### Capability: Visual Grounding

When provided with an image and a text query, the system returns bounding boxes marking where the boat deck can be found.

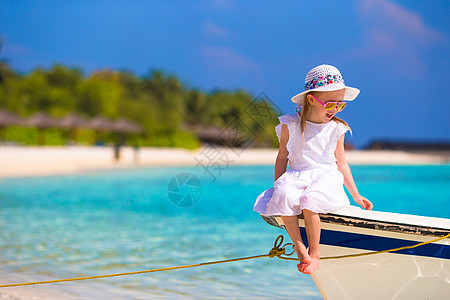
[261,205,450,237]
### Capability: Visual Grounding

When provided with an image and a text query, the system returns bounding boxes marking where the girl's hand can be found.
[354,195,373,210]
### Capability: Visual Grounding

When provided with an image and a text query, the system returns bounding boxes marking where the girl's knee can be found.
[302,209,318,216]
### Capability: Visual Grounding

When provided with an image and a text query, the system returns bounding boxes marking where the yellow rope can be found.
[0,254,269,288]
[1,233,448,288]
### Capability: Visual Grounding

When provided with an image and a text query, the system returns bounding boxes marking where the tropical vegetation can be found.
[0,62,280,149]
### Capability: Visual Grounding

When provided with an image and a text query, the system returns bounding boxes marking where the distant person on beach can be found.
[253,64,373,274]
[114,143,122,161]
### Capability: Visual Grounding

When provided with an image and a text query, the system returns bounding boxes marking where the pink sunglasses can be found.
[311,94,347,112]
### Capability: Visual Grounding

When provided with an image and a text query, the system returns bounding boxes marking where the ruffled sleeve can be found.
[335,122,349,137]
[274,113,300,143]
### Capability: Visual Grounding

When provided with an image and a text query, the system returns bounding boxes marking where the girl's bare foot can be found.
[297,258,311,273]
[303,254,320,274]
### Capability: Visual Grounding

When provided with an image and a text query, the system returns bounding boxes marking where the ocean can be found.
[0,165,449,299]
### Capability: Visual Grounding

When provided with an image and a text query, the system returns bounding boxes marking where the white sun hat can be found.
[291,64,360,104]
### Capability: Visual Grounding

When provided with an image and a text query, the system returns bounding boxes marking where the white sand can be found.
[0,146,448,178]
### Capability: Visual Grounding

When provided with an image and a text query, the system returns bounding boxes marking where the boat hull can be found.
[264,207,450,300]
[308,222,450,300]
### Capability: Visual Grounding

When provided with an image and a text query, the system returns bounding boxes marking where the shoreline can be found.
[0,146,449,179]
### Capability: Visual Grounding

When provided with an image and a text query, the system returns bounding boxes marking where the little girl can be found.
[253,64,373,274]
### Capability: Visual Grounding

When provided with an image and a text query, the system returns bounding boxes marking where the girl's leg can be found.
[280,215,311,273]
[302,209,321,274]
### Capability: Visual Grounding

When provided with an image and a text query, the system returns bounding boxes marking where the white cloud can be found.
[366,29,396,53]
[201,46,258,72]
[359,0,444,43]
[202,21,232,39]
[353,0,447,75]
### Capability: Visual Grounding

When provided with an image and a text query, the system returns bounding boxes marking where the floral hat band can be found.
[291,64,360,104]
[304,74,344,91]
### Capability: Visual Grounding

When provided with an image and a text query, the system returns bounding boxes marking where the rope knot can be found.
[268,248,285,258]
[268,235,294,258]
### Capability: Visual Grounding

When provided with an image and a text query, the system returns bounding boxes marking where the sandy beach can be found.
[0,146,448,178]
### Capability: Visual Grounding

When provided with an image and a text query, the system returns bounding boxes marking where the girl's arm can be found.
[335,134,373,210]
[275,124,289,181]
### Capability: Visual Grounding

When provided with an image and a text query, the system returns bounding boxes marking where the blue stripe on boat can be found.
[298,227,450,260]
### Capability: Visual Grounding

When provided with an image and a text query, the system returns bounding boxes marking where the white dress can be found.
[253,113,350,216]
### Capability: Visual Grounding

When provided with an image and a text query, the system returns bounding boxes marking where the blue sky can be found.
[1,0,449,148]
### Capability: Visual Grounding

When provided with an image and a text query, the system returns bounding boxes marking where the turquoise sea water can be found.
[0,165,449,299]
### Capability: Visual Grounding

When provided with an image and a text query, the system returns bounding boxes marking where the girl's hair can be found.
[299,91,352,143]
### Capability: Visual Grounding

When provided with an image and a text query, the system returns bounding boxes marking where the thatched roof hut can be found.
[59,113,90,129]
[89,116,116,131]
[25,112,59,129]
[0,109,24,127]
[112,118,143,133]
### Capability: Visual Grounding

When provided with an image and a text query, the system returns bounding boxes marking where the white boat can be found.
[261,205,450,300]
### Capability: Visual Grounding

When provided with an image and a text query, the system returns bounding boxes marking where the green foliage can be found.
[0,64,280,148]
[145,130,200,149]
[5,126,65,146]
